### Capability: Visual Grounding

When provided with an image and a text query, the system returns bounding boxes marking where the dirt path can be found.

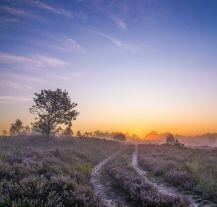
[132,145,216,207]
[91,151,132,207]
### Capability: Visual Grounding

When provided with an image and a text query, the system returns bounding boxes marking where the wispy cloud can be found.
[24,0,72,17]
[0,96,31,103]
[51,37,85,54]
[111,16,127,30]
[1,72,46,84]
[53,72,81,80]
[0,6,39,19]
[0,17,18,23]
[65,38,85,53]
[89,29,133,50]
[0,53,66,68]
[0,80,33,91]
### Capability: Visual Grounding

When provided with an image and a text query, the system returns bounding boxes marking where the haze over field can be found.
[1,0,217,137]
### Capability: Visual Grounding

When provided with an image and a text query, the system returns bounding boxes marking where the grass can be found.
[138,144,217,202]
[0,136,121,207]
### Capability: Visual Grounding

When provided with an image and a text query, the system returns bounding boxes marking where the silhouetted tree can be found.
[166,133,175,144]
[23,125,31,135]
[30,88,79,138]
[9,119,24,136]
[62,123,73,137]
[113,132,126,142]
[2,130,8,136]
[77,130,82,137]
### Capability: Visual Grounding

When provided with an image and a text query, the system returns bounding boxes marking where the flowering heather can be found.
[105,146,191,207]
[138,145,217,203]
[0,136,121,206]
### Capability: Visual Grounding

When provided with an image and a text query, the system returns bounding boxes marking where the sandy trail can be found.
[132,145,216,207]
[91,151,131,207]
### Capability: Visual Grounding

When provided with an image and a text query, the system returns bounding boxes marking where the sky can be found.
[1,0,217,137]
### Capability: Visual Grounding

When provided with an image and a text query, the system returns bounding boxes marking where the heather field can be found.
[1,136,217,206]
[138,145,217,203]
[103,146,191,207]
[0,136,121,207]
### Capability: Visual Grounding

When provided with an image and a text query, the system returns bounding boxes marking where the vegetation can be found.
[105,146,190,207]
[138,145,217,202]
[1,88,216,206]
[113,132,126,142]
[30,88,79,138]
[0,136,121,206]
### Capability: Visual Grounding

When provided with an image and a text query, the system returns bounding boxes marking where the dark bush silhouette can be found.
[1,130,8,137]
[166,133,176,145]
[77,130,82,137]
[113,132,126,141]
[30,88,79,138]
[9,119,24,136]
[62,123,73,137]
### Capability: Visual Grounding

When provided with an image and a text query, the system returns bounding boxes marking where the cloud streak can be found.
[111,16,127,30]
[0,80,33,91]
[0,53,67,68]
[65,38,85,53]
[25,0,72,17]
[0,96,31,103]
[51,37,85,54]
[89,29,133,50]
[0,6,39,19]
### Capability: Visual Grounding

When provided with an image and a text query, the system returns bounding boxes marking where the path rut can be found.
[91,152,132,207]
[132,145,217,207]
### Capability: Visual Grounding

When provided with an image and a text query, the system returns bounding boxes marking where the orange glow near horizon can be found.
[1,0,217,140]
[1,106,217,138]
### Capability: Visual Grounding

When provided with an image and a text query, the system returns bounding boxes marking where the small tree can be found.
[166,133,175,145]
[2,130,8,137]
[9,119,24,136]
[113,132,126,142]
[62,123,73,137]
[77,130,82,137]
[30,88,79,138]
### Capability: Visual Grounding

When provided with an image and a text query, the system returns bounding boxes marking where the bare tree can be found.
[30,88,79,138]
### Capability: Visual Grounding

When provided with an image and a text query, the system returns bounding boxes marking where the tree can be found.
[23,125,31,135]
[9,119,24,136]
[62,123,73,137]
[2,130,8,136]
[77,130,82,137]
[166,133,176,145]
[113,132,126,142]
[30,88,79,138]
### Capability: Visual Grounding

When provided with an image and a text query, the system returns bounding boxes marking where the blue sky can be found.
[1,0,217,136]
